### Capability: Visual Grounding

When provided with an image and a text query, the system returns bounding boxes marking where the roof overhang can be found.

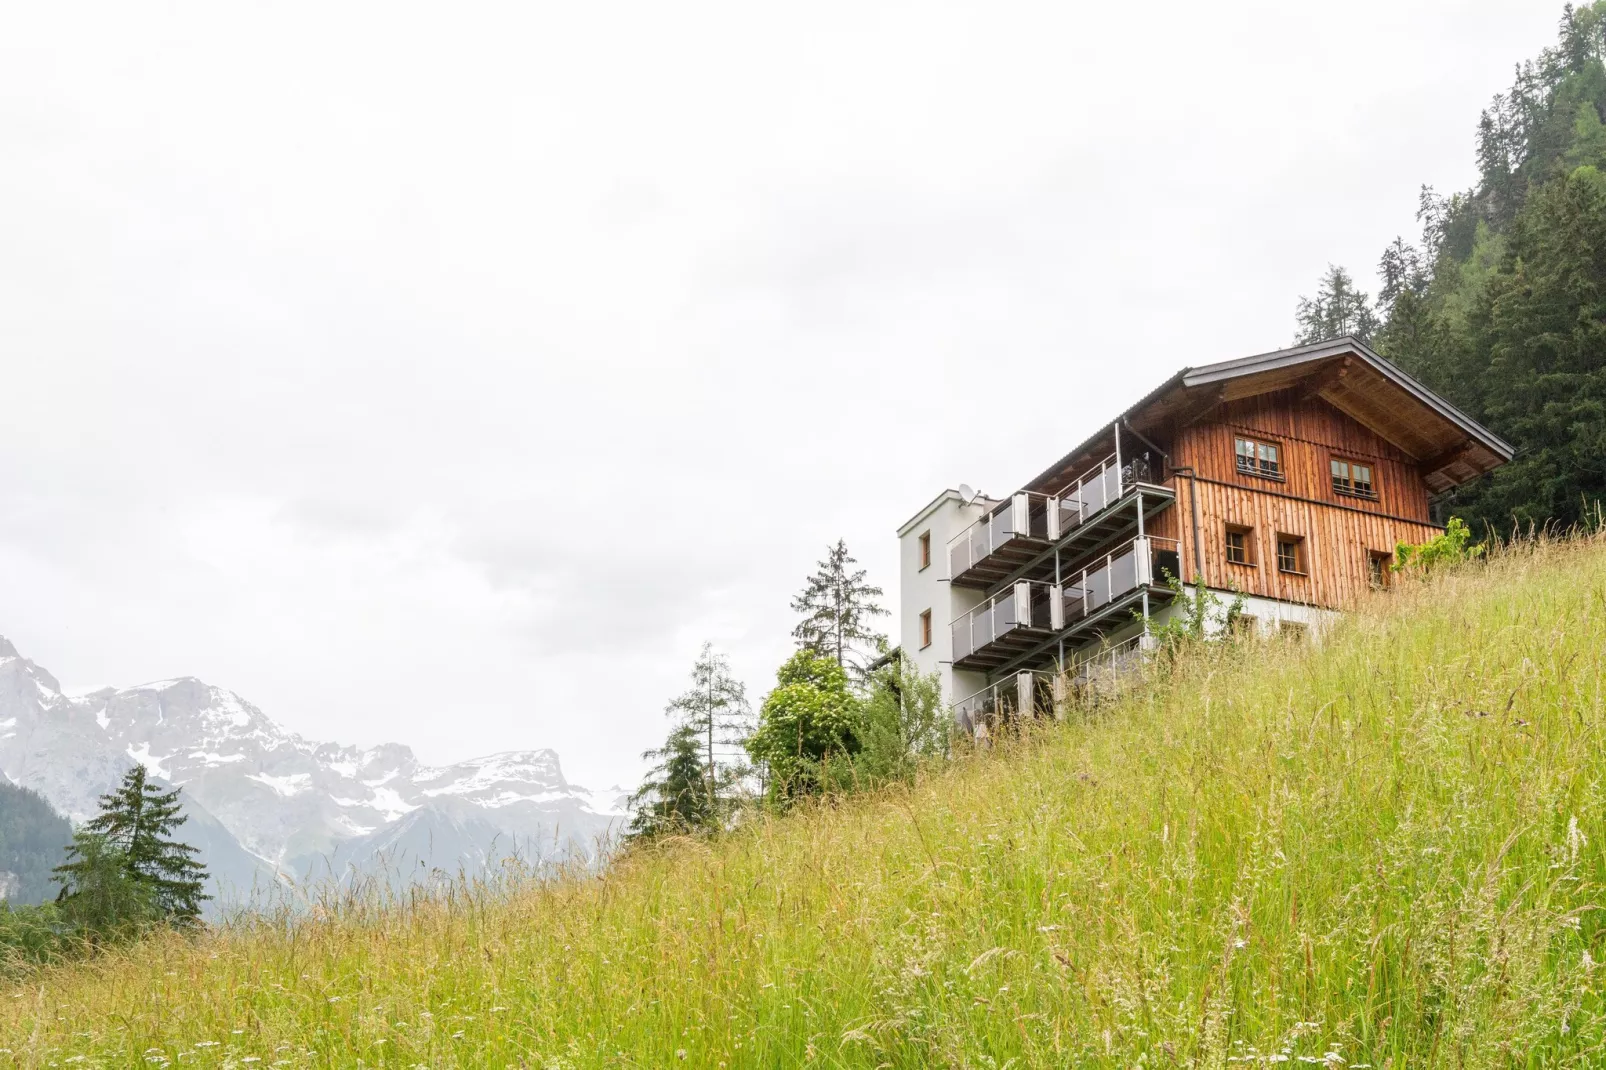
[1024,337,1513,495]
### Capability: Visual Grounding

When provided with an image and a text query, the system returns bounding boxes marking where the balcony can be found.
[950,580,1056,669]
[947,453,1174,589]
[951,535,1181,671]
[950,635,1147,728]
[951,669,1058,728]
[1058,534,1180,625]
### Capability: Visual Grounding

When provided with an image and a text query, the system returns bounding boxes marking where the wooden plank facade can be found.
[1016,339,1513,620]
[1145,389,1445,609]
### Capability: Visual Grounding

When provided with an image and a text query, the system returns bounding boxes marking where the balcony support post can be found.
[1055,545,1063,665]
[1112,421,1122,486]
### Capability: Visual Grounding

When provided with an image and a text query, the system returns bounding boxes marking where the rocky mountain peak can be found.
[0,639,624,911]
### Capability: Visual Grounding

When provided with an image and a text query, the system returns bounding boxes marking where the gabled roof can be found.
[1024,337,1513,496]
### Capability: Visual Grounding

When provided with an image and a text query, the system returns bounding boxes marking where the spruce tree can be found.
[626,723,711,840]
[1359,3,1606,534]
[53,831,158,936]
[664,642,751,818]
[790,539,889,679]
[1294,265,1380,345]
[54,765,209,924]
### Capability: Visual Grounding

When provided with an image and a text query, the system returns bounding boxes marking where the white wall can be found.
[896,496,1341,713]
[1148,587,1340,638]
[896,491,989,707]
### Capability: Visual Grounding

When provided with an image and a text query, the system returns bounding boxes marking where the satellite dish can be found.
[958,484,975,506]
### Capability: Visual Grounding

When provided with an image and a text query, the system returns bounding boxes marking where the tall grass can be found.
[5,536,1606,1067]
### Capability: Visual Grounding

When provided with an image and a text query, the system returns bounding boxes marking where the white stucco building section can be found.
[896,490,990,708]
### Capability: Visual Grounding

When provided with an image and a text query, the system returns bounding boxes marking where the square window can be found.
[1332,457,1377,498]
[918,530,931,571]
[1278,620,1308,641]
[1235,437,1256,474]
[1368,551,1392,589]
[1257,441,1280,476]
[1235,437,1282,479]
[1276,535,1305,574]
[919,609,932,649]
[1225,526,1253,565]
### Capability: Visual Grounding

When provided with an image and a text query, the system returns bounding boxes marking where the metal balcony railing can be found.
[1057,535,1181,627]
[947,492,1053,581]
[951,535,1181,668]
[949,579,1055,663]
[951,669,1058,727]
[949,635,1149,731]
[948,453,1169,586]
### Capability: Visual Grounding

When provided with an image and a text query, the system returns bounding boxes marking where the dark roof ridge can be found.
[1019,335,1512,495]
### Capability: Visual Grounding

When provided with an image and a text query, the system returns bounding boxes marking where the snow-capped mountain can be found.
[0,636,624,908]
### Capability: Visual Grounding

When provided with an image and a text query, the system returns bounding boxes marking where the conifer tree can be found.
[1357,2,1606,534]
[1294,265,1380,345]
[664,642,751,817]
[54,765,209,924]
[52,831,157,936]
[626,723,711,840]
[790,539,889,679]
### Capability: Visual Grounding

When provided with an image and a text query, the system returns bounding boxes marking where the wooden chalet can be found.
[900,336,1514,725]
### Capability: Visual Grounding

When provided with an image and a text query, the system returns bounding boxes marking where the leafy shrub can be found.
[818,662,947,791]
[1395,516,1483,574]
[746,651,861,798]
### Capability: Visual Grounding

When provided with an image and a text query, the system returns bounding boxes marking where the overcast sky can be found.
[0,1,1563,789]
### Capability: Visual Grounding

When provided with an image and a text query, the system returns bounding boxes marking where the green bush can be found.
[1395,515,1483,573]
[746,650,861,798]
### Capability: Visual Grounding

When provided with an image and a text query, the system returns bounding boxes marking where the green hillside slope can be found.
[4,538,1606,1067]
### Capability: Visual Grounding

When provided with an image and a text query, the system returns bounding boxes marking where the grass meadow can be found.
[4,535,1606,1067]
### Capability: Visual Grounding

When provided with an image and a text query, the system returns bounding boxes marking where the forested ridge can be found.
[1300,2,1606,534]
[0,782,72,907]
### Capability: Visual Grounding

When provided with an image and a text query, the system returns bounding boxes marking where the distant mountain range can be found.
[0,637,626,912]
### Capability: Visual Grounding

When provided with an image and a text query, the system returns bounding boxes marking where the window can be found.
[1235,436,1282,479]
[1278,620,1308,641]
[1368,551,1392,590]
[1276,534,1305,574]
[1331,459,1377,499]
[918,530,931,571]
[1225,525,1254,565]
[919,609,932,649]
[1230,613,1259,638]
